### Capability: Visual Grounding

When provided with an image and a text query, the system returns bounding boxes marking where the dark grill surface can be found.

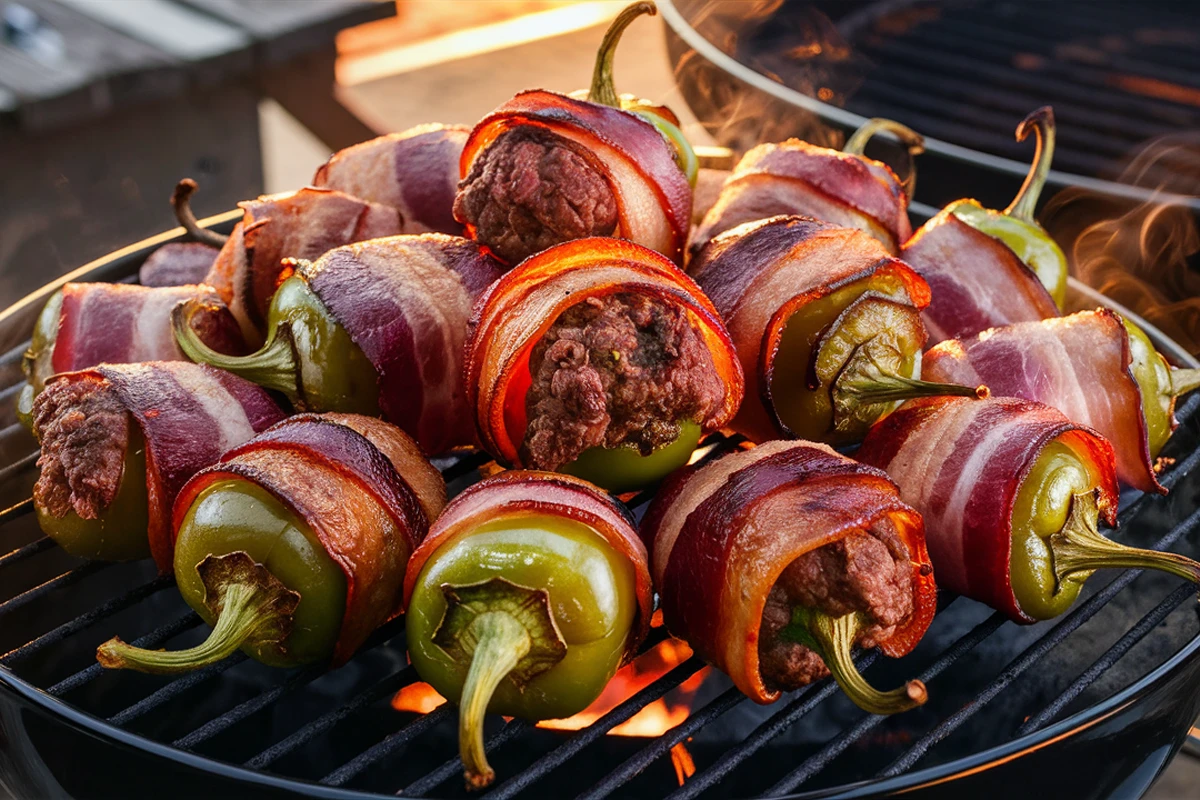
[4,258,1200,798]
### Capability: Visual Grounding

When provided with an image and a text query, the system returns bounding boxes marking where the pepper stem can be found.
[782,608,927,715]
[172,299,302,404]
[171,179,230,248]
[1051,490,1200,590]
[432,578,568,791]
[840,372,989,406]
[97,552,299,674]
[587,2,656,108]
[1004,107,1056,224]
[842,118,925,198]
[1170,367,1200,398]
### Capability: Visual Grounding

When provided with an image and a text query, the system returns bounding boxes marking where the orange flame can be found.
[671,740,697,786]
[392,681,445,714]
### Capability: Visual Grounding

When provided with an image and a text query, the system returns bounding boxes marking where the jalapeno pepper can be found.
[403,472,652,789]
[942,107,1068,308]
[1122,317,1200,460]
[841,117,925,200]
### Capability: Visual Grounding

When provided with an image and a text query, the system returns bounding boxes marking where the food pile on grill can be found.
[18,3,1200,791]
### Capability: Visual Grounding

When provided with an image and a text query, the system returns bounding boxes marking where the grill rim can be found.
[2,218,1200,800]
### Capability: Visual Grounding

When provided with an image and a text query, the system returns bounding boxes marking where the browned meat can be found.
[33,375,130,519]
[522,293,726,471]
[453,127,618,264]
[138,243,219,287]
[759,522,914,691]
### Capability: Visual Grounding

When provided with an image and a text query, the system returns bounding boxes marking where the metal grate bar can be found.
[0,561,108,618]
[440,451,493,482]
[245,664,418,769]
[0,340,30,368]
[1016,580,1200,737]
[401,719,533,798]
[0,575,174,665]
[573,687,746,800]
[47,612,202,696]
[108,653,249,727]
[171,615,408,750]
[0,534,51,571]
[880,505,1200,777]
[0,497,34,527]
[0,451,40,484]
[320,704,454,787]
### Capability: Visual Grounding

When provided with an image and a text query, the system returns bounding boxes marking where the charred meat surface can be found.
[454,127,618,264]
[522,293,726,471]
[759,523,914,690]
[33,375,130,519]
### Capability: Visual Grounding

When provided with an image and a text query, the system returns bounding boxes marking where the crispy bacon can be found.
[464,237,743,467]
[857,396,1118,622]
[688,216,930,442]
[205,187,404,343]
[49,283,244,381]
[901,210,1058,345]
[690,139,912,257]
[176,413,445,665]
[305,234,503,455]
[641,440,935,703]
[458,90,691,265]
[922,310,1161,493]
[313,124,469,236]
[138,243,219,287]
[403,470,652,661]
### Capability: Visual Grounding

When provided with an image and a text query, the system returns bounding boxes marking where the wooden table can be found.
[0,0,392,306]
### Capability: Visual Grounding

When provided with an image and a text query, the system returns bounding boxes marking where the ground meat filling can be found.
[453,126,619,264]
[522,293,726,471]
[32,376,130,520]
[758,522,914,690]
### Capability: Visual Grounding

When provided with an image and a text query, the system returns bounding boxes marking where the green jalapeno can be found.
[36,426,150,562]
[579,2,698,187]
[561,420,701,494]
[98,479,348,672]
[174,269,380,416]
[1010,444,1200,621]
[17,289,65,428]
[1122,317,1200,460]
[842,117,925,199]
[771,275,984,444]
[408,511,638,788]
[946,108,1069,308]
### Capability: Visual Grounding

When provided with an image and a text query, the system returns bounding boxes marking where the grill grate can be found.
[3,269,1200,797]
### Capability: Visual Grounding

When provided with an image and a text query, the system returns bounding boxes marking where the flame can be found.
[671,740,697,786]
[392,681,446,714]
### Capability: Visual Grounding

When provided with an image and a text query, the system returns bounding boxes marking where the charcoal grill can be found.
[2,203,1200,799]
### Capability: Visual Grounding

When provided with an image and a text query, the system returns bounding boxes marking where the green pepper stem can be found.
[587,2,656,107]
[1170,367,1200,398]
[1051,491,1200,590]
[458,612,530,791]
[842,118,925,198]
[172,299,302,404]
[841,372,989,406]
[1004,107,1056,225]
[783,608,926,716]
[171,179,230,248]
[97,552,299,674]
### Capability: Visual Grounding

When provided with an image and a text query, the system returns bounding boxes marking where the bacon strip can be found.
[204,187,404,343]
[176,413,445,665]
[923,310,1160,493]
[641,440,934,704]
[306,234,503,455]
[901,210,1058,345]
[688,216,930,441]
[465,237,743,466]
[404,470,652,661]
[138,243,219,287]
[857,396,1119,623]
[313,124,469,236]
[459,90,691,265]
[50,283,244,380]
[690,140,912,257]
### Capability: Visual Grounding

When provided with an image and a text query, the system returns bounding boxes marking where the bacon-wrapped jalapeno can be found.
[98,413,445,673]
[691,118,922,257]
[138,242,219,287]
[31,362,284,565]
[923,310,1200,493]
[313,123,469,236]
[174,182,404,344]
[858,396,1200,622]
[18,282,245,425]
[689,216,983,445]
[465,237,742,492]
[176,234,503,455]
[642,440,935,714]
[454,3,692,266]
[404,471,652,789]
